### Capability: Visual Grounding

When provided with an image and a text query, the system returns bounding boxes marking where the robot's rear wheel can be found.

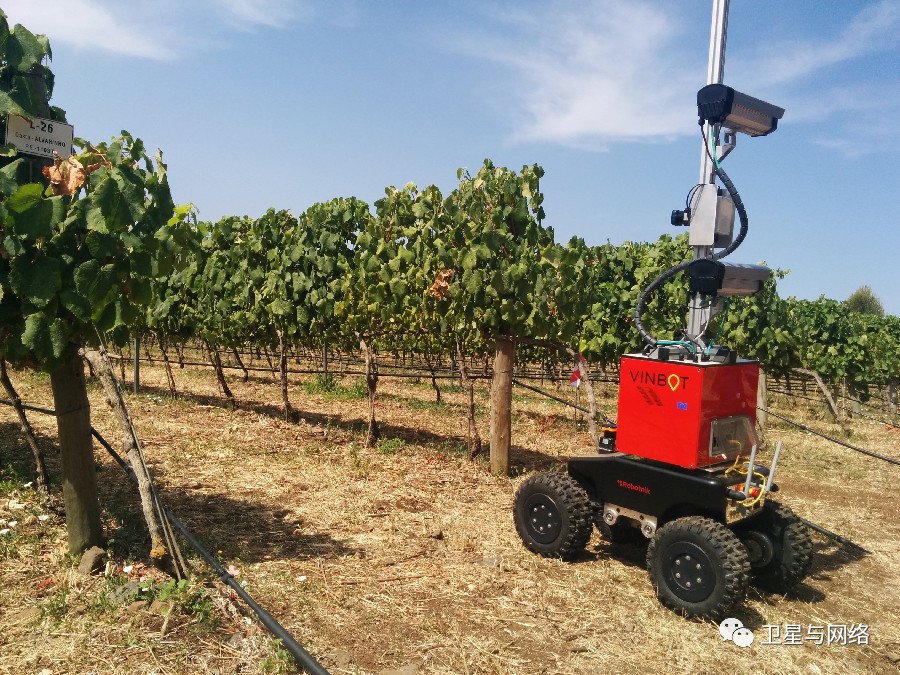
[513,472,592,560]
[734,501,813,592]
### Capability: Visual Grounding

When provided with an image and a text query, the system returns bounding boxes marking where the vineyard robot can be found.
[513,79,813,619]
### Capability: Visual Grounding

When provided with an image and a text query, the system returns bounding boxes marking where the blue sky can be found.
[6,0,900,315]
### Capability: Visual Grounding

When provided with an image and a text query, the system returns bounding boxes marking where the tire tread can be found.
[513,472,592,560]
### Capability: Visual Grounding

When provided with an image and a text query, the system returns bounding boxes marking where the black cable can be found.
[511,378,618,426]
[633,260,693,346]
[165,511,331,675]
[0,395,331,674]
[798,517,870,554]
[710,163,748,261]
[633,150,751,347]
[685,183,703,210]
[759,406,900,467]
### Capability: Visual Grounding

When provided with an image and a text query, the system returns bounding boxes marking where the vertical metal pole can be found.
[697,0,729,192]
[688,0,730,342]
[133,337,140,394]
[323,342,328,385]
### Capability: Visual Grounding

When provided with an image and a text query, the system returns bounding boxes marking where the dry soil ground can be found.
[1,355,899,675]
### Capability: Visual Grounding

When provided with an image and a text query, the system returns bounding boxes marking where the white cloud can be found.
[216,0,315,30]
[731,1,900,157]
[733,1,900,91]
[453,1,702,149]
[3,0,175,60]
[2,0,321,60]
[457,1,900,155]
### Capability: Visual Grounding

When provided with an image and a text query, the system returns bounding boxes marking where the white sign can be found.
[5,114,74,159]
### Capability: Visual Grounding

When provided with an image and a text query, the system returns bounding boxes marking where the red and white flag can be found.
[569,368,581,389]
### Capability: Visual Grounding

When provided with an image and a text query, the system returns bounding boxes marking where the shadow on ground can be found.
[0,419,358,567]
[129,381,510,458]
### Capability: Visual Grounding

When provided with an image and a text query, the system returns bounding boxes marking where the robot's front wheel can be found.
[647,516,750,621]
[513,472,592,560]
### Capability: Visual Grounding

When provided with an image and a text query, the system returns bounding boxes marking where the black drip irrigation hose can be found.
[1,399,56,416]
[759,406,900,467]
[766,388,900,429]
[511,378,616,426]
[512,378,590,414]
[165,511,330,675]
[798,517,870,554]
[836,406,900,430]
[90,428,137,482]
[0,397,330,675]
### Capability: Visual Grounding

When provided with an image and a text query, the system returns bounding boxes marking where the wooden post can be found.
[490,336,515,475]
[756,369,767,429]
[50,353,103,554]
[276,331,291,420]
[133,337,140,394]
[356,333,379,447]
[456,340,482,458]
[794,368,843,425]
[82,349,168,563]
[575,357,600,446]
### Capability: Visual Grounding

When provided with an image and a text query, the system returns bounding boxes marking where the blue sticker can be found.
[677,401,688,411]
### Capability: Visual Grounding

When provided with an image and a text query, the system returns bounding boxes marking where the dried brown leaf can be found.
[42,155,87,196]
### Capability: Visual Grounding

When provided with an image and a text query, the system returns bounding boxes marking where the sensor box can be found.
[616,354,759,469]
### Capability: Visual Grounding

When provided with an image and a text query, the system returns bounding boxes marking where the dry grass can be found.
[1,357,899,675]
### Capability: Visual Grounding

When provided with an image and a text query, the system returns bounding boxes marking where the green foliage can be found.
[260,640,295,674]
[138,577,216,626]
[0,10,62,125]
[0,136,185,369]
[40,588,69,623]
[442,161,552,339]
[844,285,884,316]
[302,373,336,393]
[302,375,368,400]
[0,16,185,371]
[781,296,899,398]
[578,235,691,366]
[718,269,798,377]
[118,151,896,400]
[377,437,404,455]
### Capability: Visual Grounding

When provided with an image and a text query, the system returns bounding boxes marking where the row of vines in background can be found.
[137,163,898,416]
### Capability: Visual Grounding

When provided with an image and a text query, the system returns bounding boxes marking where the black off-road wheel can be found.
[734,501,813,593]
[513,472,592,560]
[647,516,750,621]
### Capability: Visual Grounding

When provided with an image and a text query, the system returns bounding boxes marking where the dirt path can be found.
[1,361,898,674]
